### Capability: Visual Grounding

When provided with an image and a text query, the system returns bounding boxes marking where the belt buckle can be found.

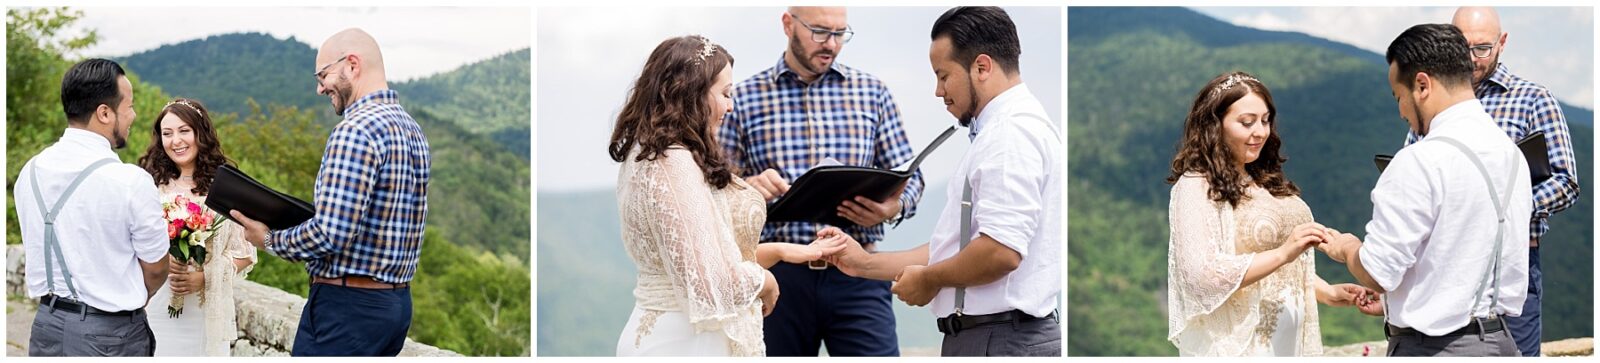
[808,259,828,270]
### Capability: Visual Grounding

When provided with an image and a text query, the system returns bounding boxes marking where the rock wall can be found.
[5,245,458,357]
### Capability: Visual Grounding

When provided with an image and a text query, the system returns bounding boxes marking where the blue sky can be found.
[536,6,1062,191]
[1194,6,1594,109]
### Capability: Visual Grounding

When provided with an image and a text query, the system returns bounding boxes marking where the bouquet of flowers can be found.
[163,194,224,318]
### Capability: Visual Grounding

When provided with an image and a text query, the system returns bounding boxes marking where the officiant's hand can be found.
[745,169,790,201]
[231,210,271,249]
[169,263,204,296]
[890,265,936,306]
[838,180,907,227]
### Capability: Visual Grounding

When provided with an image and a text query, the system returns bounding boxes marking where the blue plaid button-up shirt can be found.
[719,57,924,245]
[1406,63,1580,240]
[269,90,431,284]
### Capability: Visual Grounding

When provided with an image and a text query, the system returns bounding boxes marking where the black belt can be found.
[39,295,143,317]
[1386,315,1506,337]
[937,309,1056,335]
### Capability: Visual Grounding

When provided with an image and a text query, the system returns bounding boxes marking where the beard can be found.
[329,74,356,116]
[786,32,834,76]
[1477,55,1501,85]
[957,76,979,126]
[112,111,128,149]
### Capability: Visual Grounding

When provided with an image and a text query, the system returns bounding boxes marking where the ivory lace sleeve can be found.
[1166,175,1255,342]
[638,150,767,331]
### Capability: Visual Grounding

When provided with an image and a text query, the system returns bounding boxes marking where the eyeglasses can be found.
[789,13,853,44]
[1469,43,1495,59]
[314,55,351,81]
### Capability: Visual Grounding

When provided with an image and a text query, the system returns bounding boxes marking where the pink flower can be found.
[168,218,185,239]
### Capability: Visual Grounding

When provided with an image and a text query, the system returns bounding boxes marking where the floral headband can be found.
[1210,73,1257,99]
[692,36,717,65]
[164,99,205,118]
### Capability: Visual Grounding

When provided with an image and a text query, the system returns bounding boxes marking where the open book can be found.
[206,164,315,230]
[1374,131,1551,185]
[766,125,959,227]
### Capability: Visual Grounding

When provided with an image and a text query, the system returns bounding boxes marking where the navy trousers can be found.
[763,261,898,356]
[1504,246,1542,356]
[291,283,413,356]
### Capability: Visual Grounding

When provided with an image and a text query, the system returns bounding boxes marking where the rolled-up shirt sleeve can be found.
[969,122,1048,257]
[1360,150,1438,292]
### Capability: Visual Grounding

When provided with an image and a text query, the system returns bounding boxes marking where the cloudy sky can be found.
[1194,6,1594,108]
[536,6,1063,191]
[59,7,532,82]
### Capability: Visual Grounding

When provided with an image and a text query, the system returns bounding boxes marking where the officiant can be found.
[229,28,432,357]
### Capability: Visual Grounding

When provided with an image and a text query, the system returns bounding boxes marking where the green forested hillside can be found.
[7,8,529,356]
[395,49,530,159]
[1066,7,1593,356]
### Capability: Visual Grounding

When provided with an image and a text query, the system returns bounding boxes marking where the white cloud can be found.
[65,7,531,82]
[1197,6,1593,108]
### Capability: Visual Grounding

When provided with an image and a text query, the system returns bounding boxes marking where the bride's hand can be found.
[778,235,848,264]
[759,270,779,317]
[1279,222,1329,258]
[169,266,205,296]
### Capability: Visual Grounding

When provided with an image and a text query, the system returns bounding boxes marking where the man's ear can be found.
[94,103,114,126]
[1412,72,1431,101]
[345,54,362,80]
[972,54,993,82]
[781,13,794,38]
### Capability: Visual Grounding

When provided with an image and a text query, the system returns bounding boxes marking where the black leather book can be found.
[206,164,314,230]
[1374,131,1551,184]
[766,125,959,227]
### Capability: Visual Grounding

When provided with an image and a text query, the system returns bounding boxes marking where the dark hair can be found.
[1385,23,1474,91]
[608,35,738,189]
[137,98,232,196]
[930,6,1022,74]
[1167,71,1299,207]
[61,58,127,125]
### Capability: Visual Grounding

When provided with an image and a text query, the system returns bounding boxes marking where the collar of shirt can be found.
[1480,63,1515,93]
[969,83,1032,140]
[769,54,843,84]
[59,127,117,159]
[1424,98,1489,136]
[341,89,401,115]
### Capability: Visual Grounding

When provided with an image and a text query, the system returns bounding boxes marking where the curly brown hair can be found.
[137,98,233,196]
[608,35,737,188]
[1166,71,1299,207]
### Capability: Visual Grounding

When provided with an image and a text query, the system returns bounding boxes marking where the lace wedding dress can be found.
[615,147,768,357]
[147,186,257,356]
[1167,173,1322,356]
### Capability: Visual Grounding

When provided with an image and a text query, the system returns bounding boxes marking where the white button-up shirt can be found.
[14,128,169,312]
[926,84,1061,318]
[1360,99,1532,335]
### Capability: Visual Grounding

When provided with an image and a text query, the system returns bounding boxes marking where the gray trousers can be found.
[1387,326,1520,357]
[29,302,154,357]
[940,316,1061,356]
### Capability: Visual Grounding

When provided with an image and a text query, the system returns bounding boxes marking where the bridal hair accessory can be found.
[164,99,205,118]
[693,36,717,65]
[1210,73,1257,98]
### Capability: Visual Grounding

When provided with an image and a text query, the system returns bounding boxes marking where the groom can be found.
[15,58,172,356]
[826,7,1061,356]
[1318,23,1531,357]
[232,28,431,356]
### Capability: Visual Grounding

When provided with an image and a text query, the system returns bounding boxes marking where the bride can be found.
[608,35,845,357]
[1165,72,1382,356]
[137,98,257,356]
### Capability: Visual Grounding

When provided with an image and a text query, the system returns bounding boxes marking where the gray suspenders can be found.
[28,158,119,302]
[954,178,974,316]
[1430,137,1517,320]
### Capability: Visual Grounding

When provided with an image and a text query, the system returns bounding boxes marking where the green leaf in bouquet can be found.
[190,244,208,265]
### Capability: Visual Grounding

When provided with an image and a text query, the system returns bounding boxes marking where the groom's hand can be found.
[837,180,907,227]
[1317,232,1361,264]
[819,227,870,277]
[231,210,271,249]
[890,265,936,306]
